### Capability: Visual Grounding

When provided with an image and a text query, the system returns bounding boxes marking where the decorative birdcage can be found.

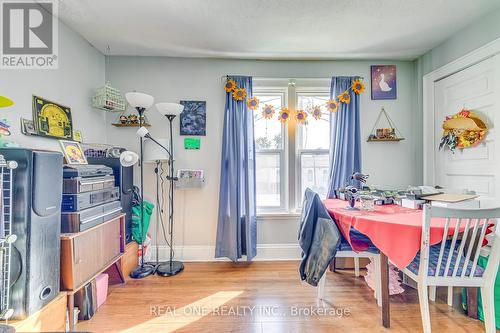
[92,81,127,112]
[0,155,17,320]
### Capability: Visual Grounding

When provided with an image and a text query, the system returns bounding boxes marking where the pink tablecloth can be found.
[323,199,457,268]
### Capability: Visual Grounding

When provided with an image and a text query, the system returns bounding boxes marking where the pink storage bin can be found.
[95,273,109,308]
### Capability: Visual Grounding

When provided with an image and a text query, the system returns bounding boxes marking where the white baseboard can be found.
[145,244,301,262]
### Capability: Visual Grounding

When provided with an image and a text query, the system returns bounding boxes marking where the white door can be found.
[434,54,500,207]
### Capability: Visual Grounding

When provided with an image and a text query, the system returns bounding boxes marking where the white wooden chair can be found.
[402,204,500,333]
[317,249,382,307]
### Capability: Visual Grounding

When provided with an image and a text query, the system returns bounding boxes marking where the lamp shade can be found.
[144,138,169,163]
[155,102,184,116]
[136,126,150,138]
[120,151,139,167]
[125,92,154,109]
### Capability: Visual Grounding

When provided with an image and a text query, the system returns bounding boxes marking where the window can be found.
[253,83,330,214]
[253,91,286,211]
[296,92,330,202]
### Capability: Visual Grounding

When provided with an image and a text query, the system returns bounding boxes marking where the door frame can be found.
[423,37,500,185]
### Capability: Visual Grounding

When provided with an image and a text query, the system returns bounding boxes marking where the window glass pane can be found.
[300,154,329,199]
[253,94,284,150]
[297,94,330,150]
[256,153,281,207]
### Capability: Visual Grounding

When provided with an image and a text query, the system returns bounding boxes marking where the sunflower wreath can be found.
[439,109,488,152]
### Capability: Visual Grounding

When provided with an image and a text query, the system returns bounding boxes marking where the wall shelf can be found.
[367,137,405,142]
[111,123,151,127]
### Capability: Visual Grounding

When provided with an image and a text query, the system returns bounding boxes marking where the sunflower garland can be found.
[338,91,351,104]
[351,79,365,94]
[247,97,259,110]
[278,108,290,123]
[311,106,322,120]
[223,77,366,122]
[224,79,237,92]
[232,88,247,101]
[295,109,308,124]
[326,99,339,113]
[262,104,275,119]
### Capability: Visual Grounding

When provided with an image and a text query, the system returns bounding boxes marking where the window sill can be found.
[257,212,301,221]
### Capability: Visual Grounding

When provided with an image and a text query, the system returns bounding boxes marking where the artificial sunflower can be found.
[351,80,365,94]
[262,104,275,119]
[338,91,351,104]
[278,108,290,123]
[326,99,339,113]
[311,106,322,120]
[247,97,259,110]
[224,79,237,92]
[232,88,247,101]
[295,109,308,124]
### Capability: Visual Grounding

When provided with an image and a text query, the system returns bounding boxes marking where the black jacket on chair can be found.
[298,188,341,286]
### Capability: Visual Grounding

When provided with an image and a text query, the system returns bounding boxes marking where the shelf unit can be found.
[0,155,17,321]
[60,214,126,330]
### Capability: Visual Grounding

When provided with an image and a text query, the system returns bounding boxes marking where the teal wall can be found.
[414,7,500,184]
[418,6,500,75]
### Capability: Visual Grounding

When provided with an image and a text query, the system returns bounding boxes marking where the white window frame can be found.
[253,88,288,213]
[253,84,330,215]
[294,88,331,209]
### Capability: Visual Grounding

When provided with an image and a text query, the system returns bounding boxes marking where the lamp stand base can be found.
[156,261,184,277]
[129,263,155,279]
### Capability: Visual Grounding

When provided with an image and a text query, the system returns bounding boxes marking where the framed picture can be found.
[73,130,82,142]
[180,100,206,136]
[59,140,88,165]
[33,95,73,139]
[371,65,397,100]
[20,118,37,135]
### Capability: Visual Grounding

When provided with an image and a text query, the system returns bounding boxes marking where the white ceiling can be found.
[58,0,500,60]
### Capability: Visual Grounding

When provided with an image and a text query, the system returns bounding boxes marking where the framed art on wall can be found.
[33,95,73,139]
[371,65,397,100]
[20,118,37,135]
[180,100,206,136]
[59,140,88,165]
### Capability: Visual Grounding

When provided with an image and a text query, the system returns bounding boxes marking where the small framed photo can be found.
[59,140,88,165]
[371,65,397,100]
[73,130,82,142]
[21,118,37,135]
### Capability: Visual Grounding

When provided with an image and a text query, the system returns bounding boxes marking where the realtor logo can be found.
[1,0,58,69]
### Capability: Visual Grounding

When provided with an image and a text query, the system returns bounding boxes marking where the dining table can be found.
[323,199,463,328]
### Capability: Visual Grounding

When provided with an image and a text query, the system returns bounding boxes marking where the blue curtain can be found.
[215,76,257,261]
[327,76,362,198]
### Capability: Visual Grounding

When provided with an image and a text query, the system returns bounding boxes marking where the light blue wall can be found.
[0,20,106,151]
[414,6,500,183]
[418,6,500,75]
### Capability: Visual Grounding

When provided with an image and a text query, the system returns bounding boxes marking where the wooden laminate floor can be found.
[77,261,489,333]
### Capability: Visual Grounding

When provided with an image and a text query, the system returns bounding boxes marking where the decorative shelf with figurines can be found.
[111,113,151,127]
[367,107,405,142]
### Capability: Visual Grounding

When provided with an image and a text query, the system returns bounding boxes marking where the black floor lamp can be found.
[124,92,156,279]
[143,137,170,272]
[155,103,185,276]
[136,126,184,277]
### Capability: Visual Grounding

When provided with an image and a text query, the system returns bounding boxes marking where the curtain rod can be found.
[219,75,364,82]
